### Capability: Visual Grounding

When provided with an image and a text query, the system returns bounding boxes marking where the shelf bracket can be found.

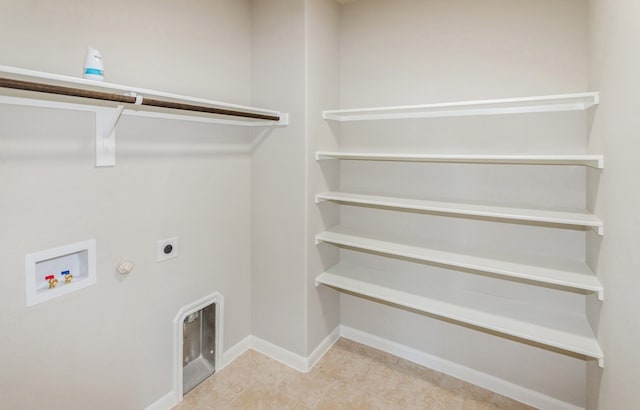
[598,358,604,368]
[597,289,604,302]
[95,105,124,167]
[95,94,141,167]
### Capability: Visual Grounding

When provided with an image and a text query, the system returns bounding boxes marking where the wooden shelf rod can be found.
[0,77,280,122]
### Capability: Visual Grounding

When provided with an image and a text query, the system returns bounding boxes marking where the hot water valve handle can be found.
[45,275,58,289]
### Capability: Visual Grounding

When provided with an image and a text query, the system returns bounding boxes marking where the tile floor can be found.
[173,338,537,410]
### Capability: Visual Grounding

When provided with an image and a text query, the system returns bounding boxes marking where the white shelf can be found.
[0,65,288,166]
[316,262,603,364]
[316,191,603,235]
[0,65,286,126]
[322,92,599,121]
[317,91,604,369]
[316,151,604,169]
[315,227,603,300]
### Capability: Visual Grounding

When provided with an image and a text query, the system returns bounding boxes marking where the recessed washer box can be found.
[25,239,96,307]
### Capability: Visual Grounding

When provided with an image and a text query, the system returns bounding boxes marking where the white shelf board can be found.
[0,65,286,127]
[316,151,604,169]
[322,92,599,121]
[316,262,603,363]
[316,191,603,235]
[315,227,603,299]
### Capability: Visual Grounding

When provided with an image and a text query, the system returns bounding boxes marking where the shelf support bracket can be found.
[95,105,125,167]
[598,358,604,368]
[95,93,141,167]
[593,226,604,236]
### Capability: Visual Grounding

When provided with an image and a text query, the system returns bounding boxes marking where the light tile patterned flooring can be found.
[173,338,537,410]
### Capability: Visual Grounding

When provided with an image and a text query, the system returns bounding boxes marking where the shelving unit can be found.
[316,191,604,235]
[316,227,603,299]
[315,92,604,366]
[0,65,288,166]
[322,92,599,121]
[316,152,604,169]
[316,262,604,365]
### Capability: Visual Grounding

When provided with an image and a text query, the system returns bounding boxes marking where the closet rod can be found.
[0,77,280,121]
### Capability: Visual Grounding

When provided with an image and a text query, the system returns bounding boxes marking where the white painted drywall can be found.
[250,0,342,358]
[335,0,590,407]
[586,0,640,408]
[305,0,342,355]
[250,0,308,356]
[0,1,254,408]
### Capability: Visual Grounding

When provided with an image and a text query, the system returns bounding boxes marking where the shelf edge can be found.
[315,230,603,294]
[316,270,603,360]
[322,92,600,121]
[316,191,603,230]
[315,152,604,169]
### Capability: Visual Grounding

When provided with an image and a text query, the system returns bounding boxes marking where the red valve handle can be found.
[45,275,55,280]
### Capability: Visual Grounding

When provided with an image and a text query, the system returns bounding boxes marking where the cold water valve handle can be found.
[45,275,58,289]
[61,270,73,284]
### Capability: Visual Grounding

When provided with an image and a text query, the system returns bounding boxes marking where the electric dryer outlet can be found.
[157,237,178,262]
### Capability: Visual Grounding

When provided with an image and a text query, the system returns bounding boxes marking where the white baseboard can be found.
[307,326,341,370]
[221,335,252,369]
[250,335,309,372]
[219,326,342,376]
[340,325,583,410]
[144,391,177,410]
[250,326,341,373]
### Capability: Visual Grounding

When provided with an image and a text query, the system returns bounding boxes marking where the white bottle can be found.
[83,47,104,81]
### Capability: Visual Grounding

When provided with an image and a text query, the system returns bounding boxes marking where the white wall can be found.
[305,0,341,355]
[250,0,342,358]
[334,0,590,407]
[586,0,640,408]
[250,0,308,356]
[0,1,254,408]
